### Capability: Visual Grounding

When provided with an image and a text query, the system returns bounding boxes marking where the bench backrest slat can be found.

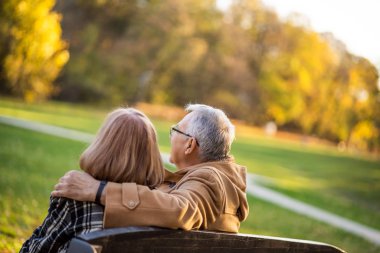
[67,226,346,253]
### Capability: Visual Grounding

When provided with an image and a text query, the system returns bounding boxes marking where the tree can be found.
[0,0,68,102]
[50,0,380,152]
[53,0,139,104]
[332,54,379,150]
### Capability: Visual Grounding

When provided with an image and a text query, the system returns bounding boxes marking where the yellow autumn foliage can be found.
[1,0,69,102]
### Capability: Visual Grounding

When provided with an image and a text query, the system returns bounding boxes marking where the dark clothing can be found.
[20,197,103,253]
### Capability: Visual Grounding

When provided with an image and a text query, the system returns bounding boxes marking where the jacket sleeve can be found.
[103,168,223,230]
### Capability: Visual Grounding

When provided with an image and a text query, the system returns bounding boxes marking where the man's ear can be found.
[184,138,197,155]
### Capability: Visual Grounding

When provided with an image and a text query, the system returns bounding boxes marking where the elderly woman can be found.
[20,108,165,253]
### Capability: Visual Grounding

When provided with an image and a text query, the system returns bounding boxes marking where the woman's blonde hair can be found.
[80,108,164,188]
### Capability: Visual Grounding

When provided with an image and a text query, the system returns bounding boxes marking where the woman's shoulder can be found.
[49,196,104,217]
[20,197,104,253]
[47,197,104,235]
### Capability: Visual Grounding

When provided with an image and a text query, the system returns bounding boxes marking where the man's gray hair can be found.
[185,104,235,162]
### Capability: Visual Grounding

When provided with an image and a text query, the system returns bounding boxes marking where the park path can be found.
[1,115,380,246]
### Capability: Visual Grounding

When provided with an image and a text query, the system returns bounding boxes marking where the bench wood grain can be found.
[67,226,346,253]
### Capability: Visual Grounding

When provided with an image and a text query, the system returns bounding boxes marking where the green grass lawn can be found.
[242,196,380,253]
[0,124,88,251]
[0,97,380,253]
[233,136,380,230]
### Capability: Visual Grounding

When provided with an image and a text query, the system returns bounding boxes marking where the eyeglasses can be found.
[170,126,199,146]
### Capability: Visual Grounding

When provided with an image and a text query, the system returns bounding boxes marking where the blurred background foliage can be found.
[0,0,69,102]
[0,0,379,153]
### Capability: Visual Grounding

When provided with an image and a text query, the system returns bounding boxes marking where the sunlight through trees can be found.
[0,0,379,152]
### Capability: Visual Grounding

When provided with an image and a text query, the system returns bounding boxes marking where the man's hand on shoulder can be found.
[51,170,101,203]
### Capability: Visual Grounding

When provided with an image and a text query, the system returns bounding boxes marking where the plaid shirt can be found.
[20,197,104,253]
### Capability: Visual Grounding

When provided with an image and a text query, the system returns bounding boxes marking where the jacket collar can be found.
[164,158,237,183]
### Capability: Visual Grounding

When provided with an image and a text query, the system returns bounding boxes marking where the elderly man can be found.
[52,104,248,232]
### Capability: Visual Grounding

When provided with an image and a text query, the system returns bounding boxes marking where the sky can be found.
[217,0,380,69]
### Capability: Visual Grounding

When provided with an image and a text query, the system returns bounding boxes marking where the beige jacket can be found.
[104,160,249,233]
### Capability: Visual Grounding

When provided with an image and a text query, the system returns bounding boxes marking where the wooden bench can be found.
[66,226,346,253]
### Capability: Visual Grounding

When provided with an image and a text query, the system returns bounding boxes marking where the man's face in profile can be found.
[169,113,193,169]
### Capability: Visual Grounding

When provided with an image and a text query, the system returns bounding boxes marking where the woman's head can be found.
[80,108,164,188]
